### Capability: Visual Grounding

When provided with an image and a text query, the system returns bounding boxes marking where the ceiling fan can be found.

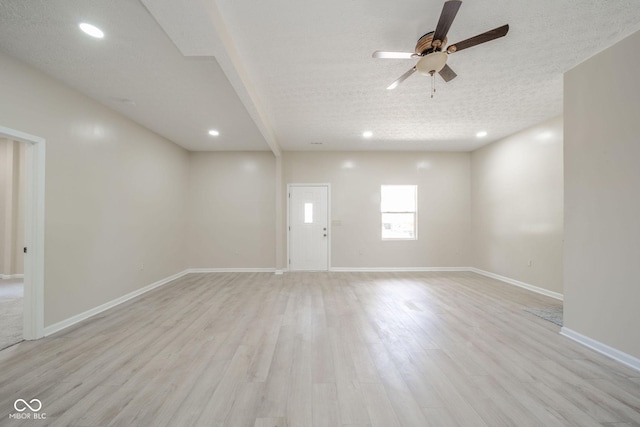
[373,0,509,94]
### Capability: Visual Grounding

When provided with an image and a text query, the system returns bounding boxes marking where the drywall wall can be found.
[0,138,25,276]
[282,151,471,268]
[564,29,640,359]
[471,116,564,294]
[0,51,190,326]
[0,139,7,273]
[188,151,276,268]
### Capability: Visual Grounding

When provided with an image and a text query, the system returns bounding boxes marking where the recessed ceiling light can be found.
[363,131,373,138]
[476,131,488,138]
[208,129,220,136]
[79,22,104,39]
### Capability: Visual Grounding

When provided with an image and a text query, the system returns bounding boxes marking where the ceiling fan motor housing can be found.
[415,31,447,55]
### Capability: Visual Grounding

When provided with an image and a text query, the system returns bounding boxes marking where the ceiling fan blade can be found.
[438,64,457,82]
[447,24,509,53]
[372,51,419,59]
[432,0,462,48]
[387,67,416,90]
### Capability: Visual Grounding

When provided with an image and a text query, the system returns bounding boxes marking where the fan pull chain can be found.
[430,72,436,98]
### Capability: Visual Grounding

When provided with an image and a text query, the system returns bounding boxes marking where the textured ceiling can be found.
[1,0,640,152]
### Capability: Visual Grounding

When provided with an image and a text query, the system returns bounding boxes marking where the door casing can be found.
[0,125,45,340]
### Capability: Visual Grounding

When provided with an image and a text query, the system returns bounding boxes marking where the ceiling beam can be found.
[140,0,282,157]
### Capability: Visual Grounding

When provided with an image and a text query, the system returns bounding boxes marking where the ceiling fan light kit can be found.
[416,51,448,75]
[373,0,509,97]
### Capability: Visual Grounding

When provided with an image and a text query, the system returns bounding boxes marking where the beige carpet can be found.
[524,306,563,326]
[0,298,23,350]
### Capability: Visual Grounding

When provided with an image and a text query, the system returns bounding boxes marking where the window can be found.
[304,202,313,223]
[381,185,417,240]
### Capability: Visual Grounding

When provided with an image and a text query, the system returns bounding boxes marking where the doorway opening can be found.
[0,126,45,343]
[1,138,26,349]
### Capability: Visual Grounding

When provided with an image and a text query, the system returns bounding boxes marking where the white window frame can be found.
[380,185,418,241]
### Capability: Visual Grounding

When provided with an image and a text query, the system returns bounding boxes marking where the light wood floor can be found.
[1,272,639,426]
[0,279,23,352]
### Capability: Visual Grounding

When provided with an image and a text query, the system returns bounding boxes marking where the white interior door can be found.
[289,185,328,271]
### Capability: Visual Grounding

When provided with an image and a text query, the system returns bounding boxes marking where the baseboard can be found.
[0,274,24,279]
[560,327,640,373]
[188,267,276,273]
[469,267,563,301]
[43,269,190,337]
[330,267,470,272]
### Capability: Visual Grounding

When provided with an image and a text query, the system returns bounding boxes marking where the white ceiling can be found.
[1,0,640,153]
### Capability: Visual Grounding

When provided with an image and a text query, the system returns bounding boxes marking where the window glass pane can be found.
[381,213,415,239]
[304,203,313,223]
[381,185,417,240]
[381,185,416,212]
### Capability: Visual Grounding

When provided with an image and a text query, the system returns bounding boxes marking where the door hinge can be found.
[288,193,290,198]
[24,247,27,254]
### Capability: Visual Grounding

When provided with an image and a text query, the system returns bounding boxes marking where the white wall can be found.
[282,151,471,268]
[0,139,7,273]
[0,51,190,326]
[188,152,276,268]
[471,116,564,294]
[564,30,640,359]
[0,138,25,276]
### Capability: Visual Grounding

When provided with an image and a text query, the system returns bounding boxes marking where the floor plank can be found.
[1,271,639,426]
